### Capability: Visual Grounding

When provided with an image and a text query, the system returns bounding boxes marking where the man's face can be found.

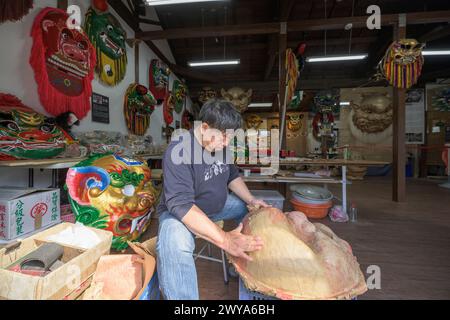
[200,123,235,152]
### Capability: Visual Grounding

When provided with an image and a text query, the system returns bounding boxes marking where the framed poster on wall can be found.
[405,89,425,144]
[91,93,110,124]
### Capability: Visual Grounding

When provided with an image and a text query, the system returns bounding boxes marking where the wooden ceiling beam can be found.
[108,0,217,83]
[136,10,450,40]
[264,0,296,82]
[418,23,450,43]
[173,37,377,55]
[189,77,370,93]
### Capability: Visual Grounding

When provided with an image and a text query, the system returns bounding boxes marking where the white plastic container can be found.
[251,190,285,210]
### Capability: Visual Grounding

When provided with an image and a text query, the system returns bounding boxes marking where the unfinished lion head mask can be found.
[229,207,367,300]
[198,87,217,105]
[221,87,252,113]
[350,93,393,144]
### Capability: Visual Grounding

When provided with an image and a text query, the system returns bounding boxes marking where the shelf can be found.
[238,158,390,167]
[243,175,345,184]
[0,157,87,169]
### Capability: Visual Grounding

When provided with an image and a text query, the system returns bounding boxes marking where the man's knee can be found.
[157,214,195,255]
[228,193,248,222]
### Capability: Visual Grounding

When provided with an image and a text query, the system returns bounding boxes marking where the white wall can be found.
[0,0,190,187]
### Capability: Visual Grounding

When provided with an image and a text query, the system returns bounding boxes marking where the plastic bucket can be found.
[290,198,332,219]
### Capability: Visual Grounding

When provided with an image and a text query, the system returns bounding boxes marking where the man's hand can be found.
[249,198,271,208]
[221,223,264,261]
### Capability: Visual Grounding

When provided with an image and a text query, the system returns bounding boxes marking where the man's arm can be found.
[182,205,263,261]
[228,176,270,207]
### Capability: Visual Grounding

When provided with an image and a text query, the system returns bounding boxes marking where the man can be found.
[156,99,270,300]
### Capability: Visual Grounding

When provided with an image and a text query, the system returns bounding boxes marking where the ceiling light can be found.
[248,103,272,108]
[146,0,227,6]
[306,54,367,62]
[422,50,450,56]
[340,101,350,106]
[188,59,240,67]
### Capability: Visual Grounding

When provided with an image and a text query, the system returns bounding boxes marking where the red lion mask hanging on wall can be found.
[30,7,96,120]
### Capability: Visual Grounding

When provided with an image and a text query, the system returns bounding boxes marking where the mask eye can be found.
[40,124,54,133]
[6,121,19,131]
[78,41,87,50]
[61,29,72,41]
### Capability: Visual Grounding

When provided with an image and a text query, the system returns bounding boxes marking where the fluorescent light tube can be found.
[188,59,240,67]
[306,55,367,62]
[340,101,350,106]
[248,103,273,108]
[422,50,450,56]
[146,0,226,6]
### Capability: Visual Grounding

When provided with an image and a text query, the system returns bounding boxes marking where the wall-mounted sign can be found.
[91,93,110,124]
[405,89,425,144]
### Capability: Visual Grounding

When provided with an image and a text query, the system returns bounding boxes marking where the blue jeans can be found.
[156,193,248,300]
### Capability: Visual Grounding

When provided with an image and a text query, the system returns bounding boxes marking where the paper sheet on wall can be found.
[405,89,425,144]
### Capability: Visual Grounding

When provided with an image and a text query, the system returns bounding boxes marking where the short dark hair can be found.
[199,99,243,131]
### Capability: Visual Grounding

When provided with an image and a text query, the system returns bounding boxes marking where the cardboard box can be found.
[0,188,61,241]
[0,223,113,300]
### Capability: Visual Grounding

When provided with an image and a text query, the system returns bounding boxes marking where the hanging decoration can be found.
[285,48,301,106]
[84,4,127,87]
[349,93,393,144]
[149,59,170,104]
[198,87,217,105]
[221,87,253,113]
[287,114,303,132]
[431,87,450,112]
[124,83,157,136]
[288,91,303,110]
[379,38,424,89]
[0,0,33,23]
[246,114,263,130]
[163,92,175,126]
[172,80,187,114]
[66,154,157,250]
[30,7,96,119]
[312,91,339,157]
[0,93,74,160]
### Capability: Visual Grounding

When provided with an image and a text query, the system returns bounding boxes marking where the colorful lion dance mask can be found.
[380,39,424,89]
[246,114,263,130]
[163,92,175,126]
[150,59,171,103]
[66,154,157,250]
[172,80,187,114]
[85,6,127,86]
[124,83,157,136]
[30,7,96,119]
[0,93,73,160]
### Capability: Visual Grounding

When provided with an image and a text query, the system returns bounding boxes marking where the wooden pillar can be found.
[135,41,140,83]
[278,22,287,150]
[392,14,407,202]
